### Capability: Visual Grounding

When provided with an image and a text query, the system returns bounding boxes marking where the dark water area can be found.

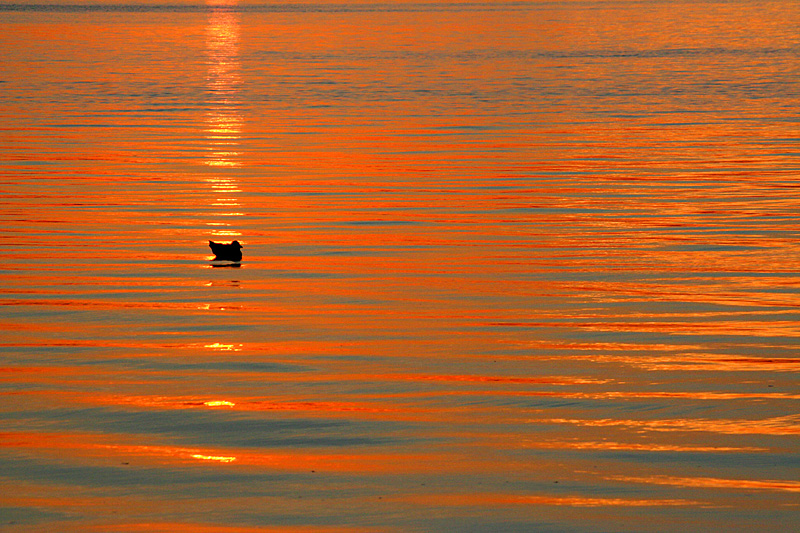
[1,1,799,531]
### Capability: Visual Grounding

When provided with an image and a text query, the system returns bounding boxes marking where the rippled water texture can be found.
[1,1,799,531]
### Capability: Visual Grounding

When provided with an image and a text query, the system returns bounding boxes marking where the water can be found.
[1,1,799,531]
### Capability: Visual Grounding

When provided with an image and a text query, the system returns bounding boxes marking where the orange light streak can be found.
[609,475,800,493]
[394,492,701,508]
[532,414,800,436]
[0,430,487,475]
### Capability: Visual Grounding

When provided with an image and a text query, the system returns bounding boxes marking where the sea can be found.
[1,0,799,531]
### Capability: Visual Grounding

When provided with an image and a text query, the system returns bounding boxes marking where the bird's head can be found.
[232,240,242,248]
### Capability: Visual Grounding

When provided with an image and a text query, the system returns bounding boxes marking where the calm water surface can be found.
[1,1,799,531]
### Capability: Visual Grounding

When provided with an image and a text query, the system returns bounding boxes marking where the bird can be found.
[209,240,243,262]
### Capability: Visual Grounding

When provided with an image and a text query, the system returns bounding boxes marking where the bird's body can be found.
[209,240,243,262]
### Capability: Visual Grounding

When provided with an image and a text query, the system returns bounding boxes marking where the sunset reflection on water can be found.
[205,0,242,169]
[205,0,244,248]
[1,0,799,531]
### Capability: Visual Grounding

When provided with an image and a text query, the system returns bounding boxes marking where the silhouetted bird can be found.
[209,240,243,262]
